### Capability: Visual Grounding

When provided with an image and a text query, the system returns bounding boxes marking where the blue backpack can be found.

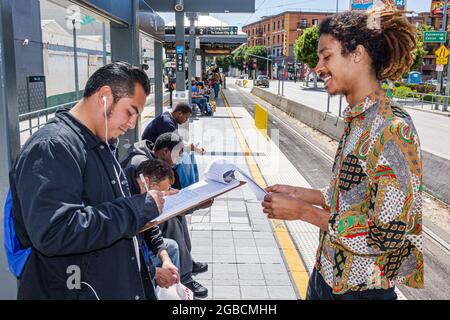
[175,152,199,188]
[3,189,31,278]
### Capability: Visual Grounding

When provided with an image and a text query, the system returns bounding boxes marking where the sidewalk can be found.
[142,94,299,300]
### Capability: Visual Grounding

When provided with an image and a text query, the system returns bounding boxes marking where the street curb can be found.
[401,105,450,117]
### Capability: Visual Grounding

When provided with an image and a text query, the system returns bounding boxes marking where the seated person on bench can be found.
[191,79,208,115]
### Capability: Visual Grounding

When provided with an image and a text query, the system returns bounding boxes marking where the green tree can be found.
[294,26,319,87]
[215,55,233,72]
[294,26,319,69]
[411,24,432,71]
[245,45,269,71]
[231,45,248,71]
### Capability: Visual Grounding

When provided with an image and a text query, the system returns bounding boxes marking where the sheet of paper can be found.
[205,159,267,201]
[151,178,241,224]
[204,159,238,184]
[236,169,268,201]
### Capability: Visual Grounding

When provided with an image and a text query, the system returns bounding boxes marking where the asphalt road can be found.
[229,82,450,300]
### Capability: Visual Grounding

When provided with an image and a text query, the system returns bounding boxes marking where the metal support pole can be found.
[187,13,197,107]
[294,63,297,83]
[282,68,285,96]
[0,0,20,299]
[154,41,163,116]
[339,95,343,117]
[72,20,79,100]
[436,0,448,110]
[266,47,269,77]
[175,11,185,94]
[277,67,280,95]
[327,95,331,113]
[102,22,107,65]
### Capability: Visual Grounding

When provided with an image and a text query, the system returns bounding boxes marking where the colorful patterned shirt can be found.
[316,90,424,294]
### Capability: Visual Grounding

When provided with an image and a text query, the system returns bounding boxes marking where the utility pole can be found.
[444,1,450,111]
[72,19,79,100]
[436,0,448,110]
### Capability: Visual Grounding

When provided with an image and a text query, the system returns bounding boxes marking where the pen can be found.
[139,173,150,193]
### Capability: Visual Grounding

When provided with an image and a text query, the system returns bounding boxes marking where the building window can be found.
[312,19,318,26]
[277,34,280,43]
[274,22,276,30]
[282,19,285,29]
[268,24,270,31]
[273,35,275,43]
[299,19,308,28]
[278,20,280,29]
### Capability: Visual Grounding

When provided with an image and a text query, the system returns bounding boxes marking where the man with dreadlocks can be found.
[261,1,423,300]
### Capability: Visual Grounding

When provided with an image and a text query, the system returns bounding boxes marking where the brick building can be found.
[242,11,334,73]
[407,9,450,80]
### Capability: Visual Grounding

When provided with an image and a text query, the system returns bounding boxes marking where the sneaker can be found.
[184,280,208,298]
[192,261,208,275]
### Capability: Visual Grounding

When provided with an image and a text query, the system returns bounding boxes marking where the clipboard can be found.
[140,180,246,232]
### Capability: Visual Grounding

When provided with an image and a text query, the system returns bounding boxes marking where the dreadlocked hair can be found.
[319,3,416,81]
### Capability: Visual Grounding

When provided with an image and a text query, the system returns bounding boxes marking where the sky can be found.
[158,0,433,30]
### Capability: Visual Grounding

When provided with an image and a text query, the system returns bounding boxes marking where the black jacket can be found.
[120,140,167,259]
[10,110,159,300]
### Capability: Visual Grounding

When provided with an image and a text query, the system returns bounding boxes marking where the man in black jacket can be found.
[122,133,209,298]
[9,62,164,300]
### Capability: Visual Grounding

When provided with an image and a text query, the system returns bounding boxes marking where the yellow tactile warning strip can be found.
[221,91,310,300]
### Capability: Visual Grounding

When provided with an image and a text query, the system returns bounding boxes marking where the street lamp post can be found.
[444,0,450,111]
[436,0,449,111]
[72,19,79,100]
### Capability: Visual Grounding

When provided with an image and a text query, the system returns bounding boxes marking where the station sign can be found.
[165,26,238,36]
[424,31,447,43]
[176,45,185,72]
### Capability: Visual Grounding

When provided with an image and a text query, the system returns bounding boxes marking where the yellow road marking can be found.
[221,91,310,299]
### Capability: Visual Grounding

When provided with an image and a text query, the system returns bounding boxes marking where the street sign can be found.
[424,31,447,43]
[437,57,448,65]
[436,64,445,72]
[435,45,450,58]
[176,45,184,54]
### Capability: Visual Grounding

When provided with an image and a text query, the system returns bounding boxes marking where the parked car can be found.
[255,75,270,88]
[425,79,438,86]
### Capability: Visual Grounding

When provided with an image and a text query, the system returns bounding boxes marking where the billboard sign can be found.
[432,0,450,15]
[350,0,406,11]
[395,0,406,10]
[350,0,373,10]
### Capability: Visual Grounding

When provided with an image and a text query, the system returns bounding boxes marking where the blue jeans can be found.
[306,268,397,300]
[212,84,220,99]
[191,97,207,113]
[150,238,180,270]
